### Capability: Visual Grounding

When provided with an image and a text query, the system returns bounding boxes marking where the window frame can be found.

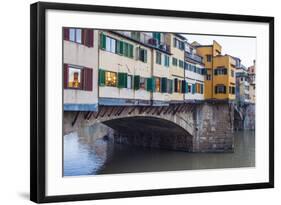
[105,71,118,87]
[69,28,82,44]
[66,65,83,90]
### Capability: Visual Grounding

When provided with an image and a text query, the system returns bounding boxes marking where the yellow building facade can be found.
[194,41,236,100]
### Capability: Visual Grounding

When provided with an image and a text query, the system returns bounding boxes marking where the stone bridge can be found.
[64,102,234,152]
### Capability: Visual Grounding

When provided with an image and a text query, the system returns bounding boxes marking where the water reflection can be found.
[63,125,255,176]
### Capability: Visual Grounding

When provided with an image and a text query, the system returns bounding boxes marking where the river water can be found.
[63,126,255,176]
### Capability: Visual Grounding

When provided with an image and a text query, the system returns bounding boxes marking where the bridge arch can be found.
[102,116,194,152]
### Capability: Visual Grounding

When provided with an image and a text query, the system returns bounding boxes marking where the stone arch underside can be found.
[102,116,194,152]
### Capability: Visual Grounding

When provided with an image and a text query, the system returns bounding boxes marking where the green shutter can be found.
[99,69,105,86]
[192,84,195,94]
[161,78,167,93]
[144,50,147,63]
[146,77,152,92]
[134,75,140,90]
[185,81,189,93]
[100,33,106,49]
[128,44,134,58]
[153,32,161,43]
[118,72,127,88]
[151,77,156,92]
[116,40,123,55]
[123,42,128,57]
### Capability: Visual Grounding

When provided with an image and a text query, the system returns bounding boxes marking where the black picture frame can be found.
[30,2,274,203]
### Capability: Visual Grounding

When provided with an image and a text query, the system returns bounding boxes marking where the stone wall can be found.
[244,104,255,130]
[193,103,234,152]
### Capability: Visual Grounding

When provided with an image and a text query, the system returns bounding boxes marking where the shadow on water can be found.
[63,124,255,176]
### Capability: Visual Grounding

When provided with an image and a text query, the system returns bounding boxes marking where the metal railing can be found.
[185,52,203,64]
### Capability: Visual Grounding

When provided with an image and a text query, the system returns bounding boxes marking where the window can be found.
[64,64,93,91]
[164,55,170,67]
[214,67,227,75]
[188,85,192,93]
[67,67,81,89]
[177,80,182,93]
[139,48,147,63]
[156,51,162,65]
[172,57,178,66]
[231,69,235,77]
[167,79,173,94]
[140,77,146,90]
[179,60,184,68]
[215,85,226,94]
[105,71,117,87]
[69,28,82,43]
[127,75,133,89]
[105,36,116,53]
[155,77,161,92]
[229,86,235,94]
[174,38,184,50]
[64,28,94,47]
[206,74,211,80]
[206,55,212,62]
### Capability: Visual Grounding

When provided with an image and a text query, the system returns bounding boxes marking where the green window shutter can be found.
[192,84,195,94]
[134,75,140,90]
[118,73,127,88]
[100,33,106,49]
[161,78,167,93]
[146,77,152,92]
[99,69,105,86]
[120,41,124,55]
[152,77,156,92]
[185,81,189,93]
[144,50,147,63]
[128,44,134,58]
[124,42,129,57]
[181,80,186,93]
[116,40,123,55]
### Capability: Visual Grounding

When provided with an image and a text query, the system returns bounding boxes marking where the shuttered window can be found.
[134,75,140,90]
[64,64,92,91]
[185,81,189,93]
[100,33,106,50]
[179,60,184,68]
[117,73,128,88]
[64,28,93,47]
[146,77,154,92]
[139,48,147,63]
[83,67,93,91]
[98,69,105,86]
[172,57,178,66]
[164,55,170,67]
[161,78,167,93]
[181,80,186,93]
[156,51,162,65]
[116,40,123,55]
[192,84,196,94]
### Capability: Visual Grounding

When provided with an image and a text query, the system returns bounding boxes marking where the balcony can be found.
[115,31,170,53]
[185,52,203,64]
